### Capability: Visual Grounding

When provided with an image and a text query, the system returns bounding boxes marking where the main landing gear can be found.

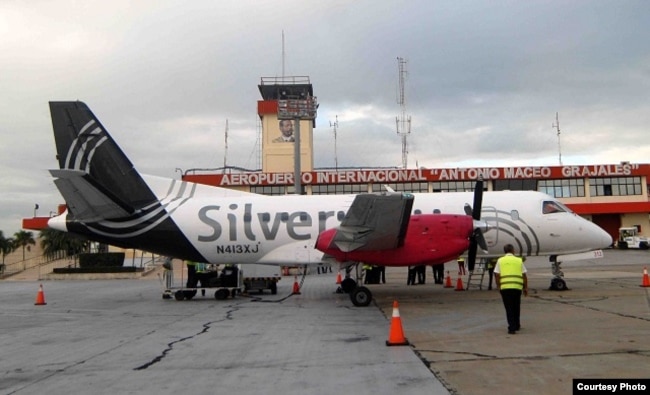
[337,264,373,307]
[549,256,568,291]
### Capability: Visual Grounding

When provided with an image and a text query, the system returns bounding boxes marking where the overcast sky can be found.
[1,0,649,236]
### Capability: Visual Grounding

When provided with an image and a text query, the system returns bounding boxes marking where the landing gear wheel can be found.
[350,286,372,307]
[215,288,230,300]
[183,290,197,300]
[340,278,357,293]
[550,277,567,291]
[174,290,185,301]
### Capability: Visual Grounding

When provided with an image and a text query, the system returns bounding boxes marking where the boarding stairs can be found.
[465,259,487,290]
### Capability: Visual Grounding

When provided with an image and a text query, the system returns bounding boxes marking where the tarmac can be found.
[1,249,649,394]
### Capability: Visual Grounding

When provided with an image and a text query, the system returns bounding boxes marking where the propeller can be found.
[464,179,488,272]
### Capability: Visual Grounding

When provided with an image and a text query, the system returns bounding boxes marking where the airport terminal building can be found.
[182,77,650,244]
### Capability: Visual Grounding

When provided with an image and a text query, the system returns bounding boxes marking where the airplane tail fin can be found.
[49,101,157,220]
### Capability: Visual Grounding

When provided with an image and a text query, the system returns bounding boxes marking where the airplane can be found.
[44,101,612,306]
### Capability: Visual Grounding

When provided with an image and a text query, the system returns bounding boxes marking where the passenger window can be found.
[542,201,565,214]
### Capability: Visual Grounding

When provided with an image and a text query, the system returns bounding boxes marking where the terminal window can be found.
[589,177,642,196]
[312,184,367,195]
[538,179,585,198]
[372,182,429,193]
[431,181,481,192]
[251,186,287,195]
[493,179,537,191]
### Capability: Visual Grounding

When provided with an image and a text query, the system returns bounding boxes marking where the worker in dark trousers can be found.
[432,264,445,284]
[407,266,416,285]
[487,258,497,290]
[186,260,199,288]
[416,265,426,284]
[494,244,528,334]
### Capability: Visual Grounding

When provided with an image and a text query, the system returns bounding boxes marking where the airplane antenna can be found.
[552,112,562,165]
[330,115,339,170]
[282,30,285,78]
[395,57,411,169]
[223,119,229,172]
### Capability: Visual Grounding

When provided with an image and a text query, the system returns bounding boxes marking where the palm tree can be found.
[13,230,35,262]
[0,230,14,265]
[39,228,88,259]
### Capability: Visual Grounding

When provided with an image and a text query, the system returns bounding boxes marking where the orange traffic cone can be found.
[336,271,342,285]
[641,267,650,287]
[444,271,453,288]
[292,276,301,295]
[34,284,47,305]
[386,300,409,346]
[455,277,465,291]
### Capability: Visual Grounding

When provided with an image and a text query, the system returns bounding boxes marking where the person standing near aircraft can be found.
[432,264,445,284]
[494,244,528,334]
[186,260,199,288]
[486,258,497,290]
[416,265,426,284]
[457,256,466,275]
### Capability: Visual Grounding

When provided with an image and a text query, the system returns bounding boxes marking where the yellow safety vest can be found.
[497,255,524,290]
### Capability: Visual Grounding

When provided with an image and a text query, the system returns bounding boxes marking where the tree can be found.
[13,230,35,262]
[0,231,14,265]
[39,228,88,259]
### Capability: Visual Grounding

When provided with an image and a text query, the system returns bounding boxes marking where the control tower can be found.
[257,77,317,182]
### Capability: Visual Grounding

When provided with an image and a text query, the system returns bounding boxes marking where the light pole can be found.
[277,96,318,194]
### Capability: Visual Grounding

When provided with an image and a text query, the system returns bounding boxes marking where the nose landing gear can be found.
[549,256,568,291]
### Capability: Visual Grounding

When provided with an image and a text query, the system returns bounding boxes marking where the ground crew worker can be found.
[432,264,445,284]
[494,244,528,334]
[363,263,372,284]
[186,260,199,288]
[487,258,497,290]
[457,256,466,275]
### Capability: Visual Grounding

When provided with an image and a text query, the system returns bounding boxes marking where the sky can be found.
[1,0,649,236]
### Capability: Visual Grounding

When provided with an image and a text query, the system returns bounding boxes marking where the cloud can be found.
[1,0,650,235]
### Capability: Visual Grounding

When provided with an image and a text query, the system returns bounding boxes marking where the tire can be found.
[639,242,649,250]
[270,282,277,295]
[174,291,185,301]
[340,278,357,293]
[183,290,197,300]
[215,288,229,300]
[350,286,372,307]
[550,278,567,291]
[618,241,628,249]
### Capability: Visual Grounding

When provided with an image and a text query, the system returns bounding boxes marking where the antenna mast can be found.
[395,57,411,169]
[552,112,562,165]
[330,115,339,170]
[223,119,229,171]
[282,30,285,78]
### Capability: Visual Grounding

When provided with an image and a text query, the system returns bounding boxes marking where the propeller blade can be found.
[472,179,483,220]
[467,239,478,272]
[474,228,488,251]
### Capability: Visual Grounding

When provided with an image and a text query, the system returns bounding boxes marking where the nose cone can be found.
[598,226,613,249]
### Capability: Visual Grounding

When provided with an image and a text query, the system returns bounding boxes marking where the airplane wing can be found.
[328,193,414,252]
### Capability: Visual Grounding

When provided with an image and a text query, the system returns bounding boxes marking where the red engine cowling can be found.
[315,214,474,266]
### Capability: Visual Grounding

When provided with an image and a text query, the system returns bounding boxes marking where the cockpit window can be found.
[542,200,567,214]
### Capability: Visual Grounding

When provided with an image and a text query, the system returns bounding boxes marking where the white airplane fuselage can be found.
[50,174,611,266]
